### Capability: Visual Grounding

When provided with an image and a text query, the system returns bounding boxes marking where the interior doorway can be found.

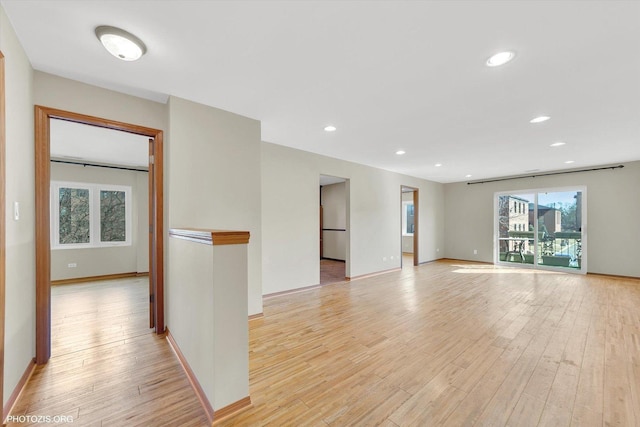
[320,175,349,285]
[48,119,151,357]
[401,186,419,267]
[35,106,164,365]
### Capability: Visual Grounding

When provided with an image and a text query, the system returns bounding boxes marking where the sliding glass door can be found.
[496,187,586,272]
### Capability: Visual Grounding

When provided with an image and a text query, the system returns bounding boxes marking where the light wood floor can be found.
[7,277,209,426]
[225,260,640,426]
[8,262,640,426]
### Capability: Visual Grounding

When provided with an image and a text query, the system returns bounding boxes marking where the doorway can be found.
[320,175,349,285]
[48,119,150,356]
[401,186,419,267]
[35,106,164,365]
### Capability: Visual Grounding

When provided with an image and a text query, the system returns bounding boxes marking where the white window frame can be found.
[402,201,414,236]
[493,185,587,274]
[51,181,132,250]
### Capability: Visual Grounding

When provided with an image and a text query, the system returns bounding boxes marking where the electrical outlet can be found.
[390,255,394,260]
[437,248,440,252]
[473,249,478,255]
[383,257,387,261]
[14,202,19,220]
[68,263,77,268]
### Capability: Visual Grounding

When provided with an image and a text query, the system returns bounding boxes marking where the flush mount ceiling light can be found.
[564,160,575,164]
[550,141,566,147]
[486,51,515,67]
[435,163,442,167]
[530,116,551,124]
[95,26,146,61]
[465,174,472,178]
[324,125,337,132]
[396,150,406,155]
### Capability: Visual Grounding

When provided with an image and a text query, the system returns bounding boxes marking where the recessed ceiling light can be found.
[550,141,566,147]
[435,163,442,167]
[486,51,515,67]
[465,174,472,178]
[324,125,337,132]
[530,116,551,124]
[95,26,146,61]
[564,160,575,164]
[396,150,406,155]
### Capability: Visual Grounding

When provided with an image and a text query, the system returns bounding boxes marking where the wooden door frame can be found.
[401,186,419,267]
[35,106,164,365]
[0,51,7,422]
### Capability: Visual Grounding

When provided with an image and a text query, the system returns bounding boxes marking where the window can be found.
[402,201,415,236]
[496,187,586,272]
[51,181,132,249]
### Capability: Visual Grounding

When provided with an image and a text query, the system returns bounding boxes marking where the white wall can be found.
[49,162,148,281]
[444,161,640,277]
[321,182,346,261]
[166,96,262,316]
[1,4,35,407]
[262,142,445,295]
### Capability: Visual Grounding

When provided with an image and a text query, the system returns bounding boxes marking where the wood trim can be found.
[587,272,640,281]
[212,396,253,426]
[35,105,165,364]
[165,328,214,424]
[346,267,401,281]
[2,358,36,421]
[169,228,250,246]
[51,272,142,286]
[248,313,264,321]
[263,283,322,299]
[0,51,6,424]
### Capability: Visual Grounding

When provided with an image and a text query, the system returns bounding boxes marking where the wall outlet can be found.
[390,255,394,260]
[383,257,387,261]
[437,248,440,252]
[68,263,77,268]
[473,249,478,255]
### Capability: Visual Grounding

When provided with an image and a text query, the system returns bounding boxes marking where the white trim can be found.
[51,180,132,250]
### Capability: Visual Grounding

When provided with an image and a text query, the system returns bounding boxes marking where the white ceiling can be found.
[3,0,639,183]
[50,119,149,168]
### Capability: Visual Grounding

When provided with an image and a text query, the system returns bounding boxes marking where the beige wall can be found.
[166,96,263,316]
[262,142,445,295]
[444,161,640,277]
[1,4,35,407]
[321,182,346,261]
[49,162,148,281]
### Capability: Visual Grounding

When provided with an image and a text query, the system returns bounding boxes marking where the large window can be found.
[51,181,132,249]
[495,187,586,272]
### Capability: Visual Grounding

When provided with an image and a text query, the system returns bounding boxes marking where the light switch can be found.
[14,201,19,220]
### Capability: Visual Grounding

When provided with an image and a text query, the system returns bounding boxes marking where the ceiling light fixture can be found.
[435,163,442,167]
[564,160,575,164]
[396,150,406,155]
[486,51,515,67]
[530,116,551,124]
[95,26,147,61]
[550,141,566,147]
[465,174,472,178]
[324,125,337,132]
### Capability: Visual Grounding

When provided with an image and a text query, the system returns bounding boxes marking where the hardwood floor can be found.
[320,259,346,286]
[7,277,209,426]
[8,262,640,426]
[224,260,640,426]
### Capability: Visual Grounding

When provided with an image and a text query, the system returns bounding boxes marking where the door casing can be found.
[34,106,164,364]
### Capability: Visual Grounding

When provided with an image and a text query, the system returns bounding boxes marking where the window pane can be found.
[498,193,534,264]
[406,203,415,234]
[59,187,90,244]
[537,191,582,269]
[100,190,126,242]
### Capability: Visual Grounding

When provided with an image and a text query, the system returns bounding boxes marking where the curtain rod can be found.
[51,159,148,173]
[467,164,624,185]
